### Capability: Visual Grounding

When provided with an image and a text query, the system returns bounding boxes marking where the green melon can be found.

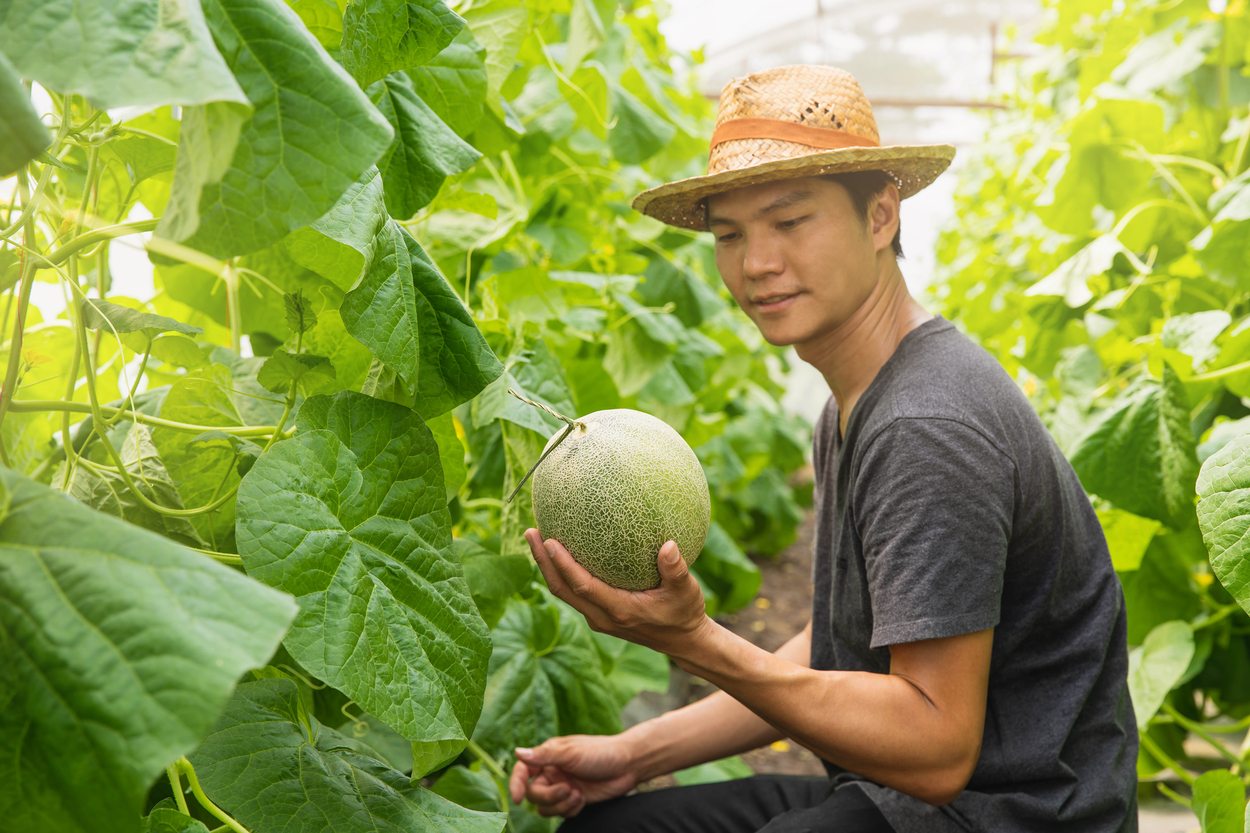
[531,409,711,591]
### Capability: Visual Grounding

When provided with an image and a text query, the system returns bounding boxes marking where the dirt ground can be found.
[628,509,828,789]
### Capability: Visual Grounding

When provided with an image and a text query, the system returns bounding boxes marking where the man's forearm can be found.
[669,618,988,805]
[620,622,814,781]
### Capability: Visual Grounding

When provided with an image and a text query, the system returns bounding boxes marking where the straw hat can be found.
[632,65,956,230]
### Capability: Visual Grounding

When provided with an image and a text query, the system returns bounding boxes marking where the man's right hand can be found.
[508,734,640,818]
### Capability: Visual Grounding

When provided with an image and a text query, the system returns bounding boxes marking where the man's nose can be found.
[742,235,784,282]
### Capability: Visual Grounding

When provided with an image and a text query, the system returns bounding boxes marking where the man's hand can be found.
[523,528,709,655]
[509,734,639,817]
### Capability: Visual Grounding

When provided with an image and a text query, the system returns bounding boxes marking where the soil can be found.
[627,508,828,790]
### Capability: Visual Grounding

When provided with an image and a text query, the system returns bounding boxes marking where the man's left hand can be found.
[523,528,710,656]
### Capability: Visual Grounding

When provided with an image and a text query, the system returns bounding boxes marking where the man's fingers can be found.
[539,790,585,818]
[525,530,605,620]
[657,540,688,582]
[508,759,530,804]
[528,779,572,805]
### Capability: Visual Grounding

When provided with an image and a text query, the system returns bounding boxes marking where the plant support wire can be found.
[504,388,585,504]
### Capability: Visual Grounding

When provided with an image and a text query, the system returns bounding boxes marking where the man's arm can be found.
[526,529,994,807]
[670,619,992,805]
[620,620,814,779]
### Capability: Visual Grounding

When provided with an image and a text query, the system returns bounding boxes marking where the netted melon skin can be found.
[531,409,711,591]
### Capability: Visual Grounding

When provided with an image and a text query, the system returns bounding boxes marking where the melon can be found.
[531,409,711,591]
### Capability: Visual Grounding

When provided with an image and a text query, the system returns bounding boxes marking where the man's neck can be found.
[795,256,932,436]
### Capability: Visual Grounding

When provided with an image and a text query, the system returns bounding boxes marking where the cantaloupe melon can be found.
[531,409,711,591]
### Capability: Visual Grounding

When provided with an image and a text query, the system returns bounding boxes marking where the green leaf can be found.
[1097,508,1162,572]
[165,0,394,258]
[672,756,754,786]
[154,101,249,245]
[691,521,761,613]
[235,391,491,776]
[1127,620,1194,731]
[152,365,245,548]
[563,0,606,73]
[407,28,489,137]
[430,410,467,502]
[368,71,482,219]
[591,632,670,707]
[341,0,464,89]
[1024,234,1124,308]
[608,82,676,164]
[285,166,388,291]
[190,679,506,833]
[151,335,210,369]
[603,319,672,396]
[1111,19,1222,95]
[0,469,296,833]
[62,424,204,547]
[429,765,502,812]
[0,51,50,177]
[473,593,621,759]
[1191,769,1246,833]
[0,0,247,111]
[186,430,263,476]
[283,289,319,335]
[1069,364,1198,527]
[462,0,529,107]
[1197,434,1250,617]
[141,806,210,833]
[283,0,344,49]
[454,537,533,629]
[341,223,503,417]
[80,298,203,339]
[256,350,336,395]
[1121,529,1203,645]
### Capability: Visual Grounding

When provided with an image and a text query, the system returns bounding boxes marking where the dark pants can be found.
[557,775,894,833]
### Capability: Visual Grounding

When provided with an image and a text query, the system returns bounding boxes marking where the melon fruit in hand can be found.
[531,409,711,591]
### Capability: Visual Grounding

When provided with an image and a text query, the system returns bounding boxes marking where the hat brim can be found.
[632,144,956,231]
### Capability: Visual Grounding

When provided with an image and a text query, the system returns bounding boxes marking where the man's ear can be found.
[869,184,901,254]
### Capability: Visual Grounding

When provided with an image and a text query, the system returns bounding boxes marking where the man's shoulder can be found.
[858,320,1041,456]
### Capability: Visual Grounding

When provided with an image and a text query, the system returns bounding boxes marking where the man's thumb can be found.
[515,739,558,765]
[658,541,687,581]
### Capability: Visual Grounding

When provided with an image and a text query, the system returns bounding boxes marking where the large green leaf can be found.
[691,520,761,614]
[0,0,247,111]
[592,632,670,707]
[608,82,676,164]
[285,165,388,291]
[454,537,532,629]
[0,469,296,833]
[1198,434,1250,616]
[1069,364,1198,527]
[163,0,394,258]
[341,0,464,89]
[81,298,203,339]
[151,365,245,548]
[1127,620,1193,731]
[407,28,488,137]
[340,224,503,417]
[235,391,491,776]
[62,424,203,547]
[141,805,211,833]
[0,51,49,177]
[1190,769,1246,833]
[473,593,621,759]
[462,0,528,107]
[367,71,482,219]
[190,678,505,833]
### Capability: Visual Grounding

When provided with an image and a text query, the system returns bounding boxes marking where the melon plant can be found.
[531,409,711,590]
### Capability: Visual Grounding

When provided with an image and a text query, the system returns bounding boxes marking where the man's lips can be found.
[751,292,802,313]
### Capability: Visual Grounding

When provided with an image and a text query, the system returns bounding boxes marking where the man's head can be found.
[705,172,902,349]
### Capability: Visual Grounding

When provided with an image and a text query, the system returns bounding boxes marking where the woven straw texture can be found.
[633,64,955,230]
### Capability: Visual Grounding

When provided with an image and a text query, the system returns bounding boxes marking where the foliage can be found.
[933,0,1250,816]
[0,1,806,831]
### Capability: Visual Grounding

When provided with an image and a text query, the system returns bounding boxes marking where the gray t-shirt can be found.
[810,316,1137,833]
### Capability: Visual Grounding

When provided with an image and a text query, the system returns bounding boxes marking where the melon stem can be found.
[504,389,584,504]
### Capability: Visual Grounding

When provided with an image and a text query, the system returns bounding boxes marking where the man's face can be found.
[706,176,893,348]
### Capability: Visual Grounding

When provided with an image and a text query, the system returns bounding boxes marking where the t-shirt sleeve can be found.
[853,417,1015,649]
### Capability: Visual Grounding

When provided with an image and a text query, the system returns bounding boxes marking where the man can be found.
[508,65,1137,832]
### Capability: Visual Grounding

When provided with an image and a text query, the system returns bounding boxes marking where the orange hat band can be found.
[708,118,881,152]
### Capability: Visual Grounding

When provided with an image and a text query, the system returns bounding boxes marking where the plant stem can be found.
[108,339,151,427]
[467,740,509,781]
[1155,781,1191,809]
[1160,703,1242,767]
[43,218,159,266]
[0,96,72,243]
[8,400,277,436]
[224,262,242,354]
[167,765,191,815]
[1192,602,1242,631]
[60,340,84,490]
[0,169,40,465]
[1139,730,1196,786]
[187,546,244,567]
[176,757,250,833]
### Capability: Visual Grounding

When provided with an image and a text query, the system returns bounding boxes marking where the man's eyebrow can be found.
[707,189,816,228]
